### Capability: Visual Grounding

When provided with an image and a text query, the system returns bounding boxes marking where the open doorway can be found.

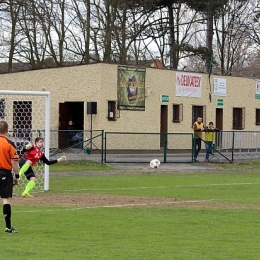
[160,105,168,147]
[216,108,223,130]
[215,108,223,149]
[58,102,84,148]
[192,105,205,126]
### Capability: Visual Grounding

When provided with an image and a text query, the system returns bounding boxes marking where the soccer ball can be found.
[150,159,161,169]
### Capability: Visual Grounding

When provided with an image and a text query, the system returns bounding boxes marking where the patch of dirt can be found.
[12,193,260,210]
[12,167,260,210]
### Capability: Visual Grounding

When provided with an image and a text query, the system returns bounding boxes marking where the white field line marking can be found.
[64,182,260,192]
[15,199,214,213]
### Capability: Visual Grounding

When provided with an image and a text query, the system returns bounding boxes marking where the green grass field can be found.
[3,160,260,260]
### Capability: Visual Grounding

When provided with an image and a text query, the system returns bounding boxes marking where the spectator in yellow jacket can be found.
[193,116,205,162]
[204,122,216,162]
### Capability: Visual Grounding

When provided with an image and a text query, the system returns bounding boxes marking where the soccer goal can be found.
[0,90,51,191]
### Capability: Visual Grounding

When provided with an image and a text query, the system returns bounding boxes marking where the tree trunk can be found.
[206,6,213,72]
[168,4,178,69]
[84,0,90,63]
[8,0,19,73]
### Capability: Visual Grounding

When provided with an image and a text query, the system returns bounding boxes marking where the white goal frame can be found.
[0,90,51,190]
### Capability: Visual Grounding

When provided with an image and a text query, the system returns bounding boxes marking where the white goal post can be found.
[0,90,51,191]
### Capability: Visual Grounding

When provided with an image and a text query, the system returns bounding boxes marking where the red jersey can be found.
[22,145,44,166]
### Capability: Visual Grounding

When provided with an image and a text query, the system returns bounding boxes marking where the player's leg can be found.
[205,142,210,161]
[21,169,36,198]
[19,159,32,178]
[0,170,18,233]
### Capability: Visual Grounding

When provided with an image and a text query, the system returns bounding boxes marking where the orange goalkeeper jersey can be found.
[0,134,19,170]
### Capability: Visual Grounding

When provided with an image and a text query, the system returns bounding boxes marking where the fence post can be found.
[192,137,198,162]
[101,130,104,164]
[104,132,107,163]
[163,133,167,163]
[231,131,235,162]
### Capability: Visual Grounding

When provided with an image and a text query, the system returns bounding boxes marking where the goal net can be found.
[0,90,51,192]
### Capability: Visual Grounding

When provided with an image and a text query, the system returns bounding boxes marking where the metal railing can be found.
[104,132,194,163]
[104,131,260,163]
[8,129,260,164]
[212,131,260,162]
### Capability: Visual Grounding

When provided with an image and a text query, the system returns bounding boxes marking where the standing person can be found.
[0,120,20,233]
[204,122,215,162]
[72,131,84,148]
[67,120,76,139]
[193,116,204,162]
[19,137,66,198]
[67,120,83,148]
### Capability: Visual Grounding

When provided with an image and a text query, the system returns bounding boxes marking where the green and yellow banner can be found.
[117,66,146,111]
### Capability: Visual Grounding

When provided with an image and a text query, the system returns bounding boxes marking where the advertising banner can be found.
[176,72,202,97]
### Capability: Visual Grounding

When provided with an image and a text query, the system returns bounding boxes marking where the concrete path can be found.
[51,148,221,172]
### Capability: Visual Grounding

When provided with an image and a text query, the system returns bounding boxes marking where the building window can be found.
[172,104,183,122]
[108,101,117,121]
[192,105,206,126]
[256,109,260,125]
[0,99,5,118]
[233,107,245,130]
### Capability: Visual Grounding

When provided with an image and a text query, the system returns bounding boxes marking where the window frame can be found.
[107,100,117,121]
[256,108,260,125]
[172,103,183,123]
[232,107,245,130]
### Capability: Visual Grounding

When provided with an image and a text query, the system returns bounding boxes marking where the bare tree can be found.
[214,0,251,75]
[62,0,91,63]
[7,1,21,72]
[0,0,23,72]
[247,1,260,48]
[40,0,67,66]
[0,0,257,77]
[14,0,68,68]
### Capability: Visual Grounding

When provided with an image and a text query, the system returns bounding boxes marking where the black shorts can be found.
[19,158,36,180]
[0,170,13,198]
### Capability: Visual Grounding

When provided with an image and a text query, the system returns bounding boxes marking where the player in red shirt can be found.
[19,137,66,197]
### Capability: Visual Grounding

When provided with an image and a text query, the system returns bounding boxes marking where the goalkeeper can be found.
[19,137,66,197]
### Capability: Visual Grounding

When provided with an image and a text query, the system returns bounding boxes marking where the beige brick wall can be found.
[0,63,258,149]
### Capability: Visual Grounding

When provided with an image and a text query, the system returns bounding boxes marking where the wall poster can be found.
[118,66,146,111]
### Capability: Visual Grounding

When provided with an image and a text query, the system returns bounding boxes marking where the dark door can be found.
[58,102,84,149]
[215,108,223,148]
[192,106,204,126]
[58,103,70,148]
[160,105,168,147]
[216,108,223,130]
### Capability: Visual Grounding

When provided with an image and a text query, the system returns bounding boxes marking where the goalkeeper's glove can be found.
[25,143,33,150]
[57,156,66,162]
